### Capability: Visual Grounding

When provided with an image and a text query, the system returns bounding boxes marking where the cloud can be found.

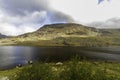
[98,0,104,4]
[0,10,47,35]
[0,0,49,16]
[98,0,111,4]
[0,22,37,36]
[88,17,120,29]
[48,10,74,23]
[0,0,74,36]
[50,0,120,23]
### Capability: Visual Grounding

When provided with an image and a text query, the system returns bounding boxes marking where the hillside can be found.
[18,23,99,40]
[99,29,120,36]
[0,23,119,46]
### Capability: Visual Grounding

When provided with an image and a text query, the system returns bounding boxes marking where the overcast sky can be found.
[0,0,120,35]
[50,0,120,23]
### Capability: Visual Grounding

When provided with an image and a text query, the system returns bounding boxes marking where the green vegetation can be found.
[0,68,19,79]
[0,36,120,47]
[0,57,120,80]
[11,36,119,47]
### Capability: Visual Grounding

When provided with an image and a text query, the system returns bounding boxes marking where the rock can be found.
[56,62,63,65]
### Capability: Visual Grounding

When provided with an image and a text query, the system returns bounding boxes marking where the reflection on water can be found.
[0,46,34,70]
[0,46,120,70]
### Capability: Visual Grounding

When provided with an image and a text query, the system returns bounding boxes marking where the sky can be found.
[0,0,120,35]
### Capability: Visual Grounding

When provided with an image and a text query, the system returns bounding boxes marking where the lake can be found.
[0,46,120,70]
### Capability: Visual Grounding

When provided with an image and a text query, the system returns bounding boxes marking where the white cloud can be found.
[0,22,37,36]
[88,17,120,29]
[0,23,18,35]
[0,11,47,36]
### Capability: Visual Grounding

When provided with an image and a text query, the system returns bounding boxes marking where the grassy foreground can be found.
[0,57,120,80]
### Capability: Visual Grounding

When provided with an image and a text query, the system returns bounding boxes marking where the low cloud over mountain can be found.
[88,17,120,29]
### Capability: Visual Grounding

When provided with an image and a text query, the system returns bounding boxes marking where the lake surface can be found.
[0,46,120,70]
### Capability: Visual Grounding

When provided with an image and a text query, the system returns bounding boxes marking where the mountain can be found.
[0,23,119,46]
[0,33,8,38]
[18,23,99,40]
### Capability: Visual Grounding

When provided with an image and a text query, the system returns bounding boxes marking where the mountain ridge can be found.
[18,23,99,40]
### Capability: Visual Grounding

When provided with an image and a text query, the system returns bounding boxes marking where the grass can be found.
[0,35,120,47]
[0,68,20,79]
[0,57,120,80]
[12,36,120,47]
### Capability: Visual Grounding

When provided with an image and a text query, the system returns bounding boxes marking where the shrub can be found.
[16,63,54,80]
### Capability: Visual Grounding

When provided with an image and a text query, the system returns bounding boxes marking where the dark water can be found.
[0,46,120,70]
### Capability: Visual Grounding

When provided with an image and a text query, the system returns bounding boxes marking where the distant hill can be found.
[0,33,8,38]
[99,29,120,36]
